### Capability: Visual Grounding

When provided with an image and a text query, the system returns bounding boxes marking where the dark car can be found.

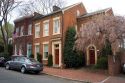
[5,56,43,74]
[0,57,6,66]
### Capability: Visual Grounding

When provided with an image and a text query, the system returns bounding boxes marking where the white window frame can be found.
[14,45,17,55]
[35,23,40,38]
[16,28,19,36]
[28,24,32,35]
[43,42,49,60]
[77,10,80,16]
[27,43,32,58]
[20,26,24,36]
[43,20,49,37]
[53,17,60,35]
[123,39,125,48]
[35,43,40,59]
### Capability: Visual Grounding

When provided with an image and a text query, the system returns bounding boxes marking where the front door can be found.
[89,49,95,64]
[55,49,59,65]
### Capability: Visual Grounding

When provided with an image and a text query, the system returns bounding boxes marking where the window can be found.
[35,23,40,38]
[53,17,60,34]
[35,44,40,59]
[19,45,22,55]
[27,44,32,58]
[28,24,32,35]
[43,20,49,36]
[20,26,24,36]
[43,44,48,60]
[14,45,17,55]
[16,28,19,36]
[123,39,125,48]
[77,10,80,16]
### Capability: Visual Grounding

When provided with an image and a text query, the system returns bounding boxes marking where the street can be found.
[0,67,82,83]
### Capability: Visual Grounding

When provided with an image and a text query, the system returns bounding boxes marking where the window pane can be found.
[54,19,60,34]
[43,44,48,59]
[35,24,40,38]
[44,22,49,36]
[28,24,32,35]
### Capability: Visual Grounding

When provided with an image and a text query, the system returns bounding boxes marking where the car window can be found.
[19,57,25,62]
[29,58,38,62]
[13,57,19,61]
[25,58,38,63]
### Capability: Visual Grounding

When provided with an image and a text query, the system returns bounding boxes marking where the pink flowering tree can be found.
[75,15,125,58]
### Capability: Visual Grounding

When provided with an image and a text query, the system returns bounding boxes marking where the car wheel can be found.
[21,67,26,74]
[5,64,10,70]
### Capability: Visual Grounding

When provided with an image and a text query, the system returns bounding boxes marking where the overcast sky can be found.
[11,0,125,23]
[67,0,125,16]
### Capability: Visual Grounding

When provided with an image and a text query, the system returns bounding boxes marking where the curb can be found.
[43,72,97,83]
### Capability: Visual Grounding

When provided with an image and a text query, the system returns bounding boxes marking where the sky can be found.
[67,0,125,16]
[11,0,125,24]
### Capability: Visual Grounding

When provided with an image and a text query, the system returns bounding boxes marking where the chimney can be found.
[53,5,60,11]
[34,12,40,16]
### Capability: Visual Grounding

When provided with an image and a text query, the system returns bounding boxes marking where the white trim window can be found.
[35,43,40,59]
[43,20,49,36]
[19,45,22,55]
[77,10,80,16]
[35,23,40,38]
[123,39,125,48]
[16,28,19,36]
[20,26,24,36]
[28,24,32,35]
[43,44,49,60]
[53,17,60,35]
[14,45,17,55]
[27,44,32,58]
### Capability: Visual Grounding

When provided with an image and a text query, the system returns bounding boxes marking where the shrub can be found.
[64,27,85,68]
[8,44,13,57]
[29,53,34,58]
[37,53,42,63]
[95,56,108,69]
[48,54,53,67]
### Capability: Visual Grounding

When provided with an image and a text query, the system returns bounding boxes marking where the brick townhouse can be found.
[13,14,35,57]
[77,8,113,66]
[32,2,87,67]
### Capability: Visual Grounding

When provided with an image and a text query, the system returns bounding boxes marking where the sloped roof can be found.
[14,15,34,23]
[78,7,112,18]
[33,2,83,20]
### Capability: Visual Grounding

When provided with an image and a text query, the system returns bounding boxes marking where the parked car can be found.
[5,56,43,74]
[122,63,125,73]
[0,57,6,66]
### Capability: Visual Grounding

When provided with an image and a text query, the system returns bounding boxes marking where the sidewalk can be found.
[43,66,109,83]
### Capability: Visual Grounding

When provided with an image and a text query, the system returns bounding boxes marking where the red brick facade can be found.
[13,15,34,56]
[32,3,87,66]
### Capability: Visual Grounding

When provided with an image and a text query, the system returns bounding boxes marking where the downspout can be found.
[61,11,64,68]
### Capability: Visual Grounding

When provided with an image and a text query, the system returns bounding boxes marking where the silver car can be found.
[5,56,43,74]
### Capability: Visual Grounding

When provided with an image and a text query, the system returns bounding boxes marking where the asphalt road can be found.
[0,67,82,83]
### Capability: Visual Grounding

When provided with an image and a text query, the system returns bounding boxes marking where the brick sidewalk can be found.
[43,66,109,83]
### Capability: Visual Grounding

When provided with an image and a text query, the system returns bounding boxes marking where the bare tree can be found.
[18,0,66,16]
[75,15,125,56]
[0,0,21,53]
